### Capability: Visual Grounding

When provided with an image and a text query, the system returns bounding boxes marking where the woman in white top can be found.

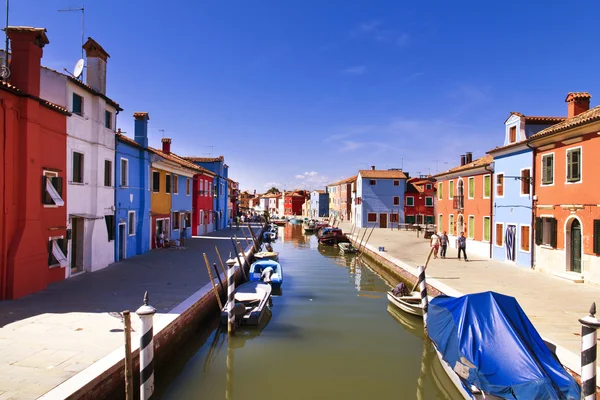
[430,232,440,259]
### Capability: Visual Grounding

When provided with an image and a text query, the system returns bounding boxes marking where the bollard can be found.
[226,258,236,335]
[136,292,156,400]
[579,302,600,400]
[417,265,429,334]
[123,310,133,400]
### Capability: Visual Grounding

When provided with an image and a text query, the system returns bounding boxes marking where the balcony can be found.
[453,195,464,210]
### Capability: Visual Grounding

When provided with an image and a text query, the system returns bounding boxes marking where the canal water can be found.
[156,224,453,400]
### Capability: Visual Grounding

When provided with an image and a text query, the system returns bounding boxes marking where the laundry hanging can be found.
[505,225,516,261]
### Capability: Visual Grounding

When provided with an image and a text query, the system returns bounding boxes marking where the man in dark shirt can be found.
[457,231,468,261]
[440,231,449,258]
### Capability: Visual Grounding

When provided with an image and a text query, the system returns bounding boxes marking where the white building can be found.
[40,38,121,276]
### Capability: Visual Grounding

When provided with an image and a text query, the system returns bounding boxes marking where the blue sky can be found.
[9,0,600,191]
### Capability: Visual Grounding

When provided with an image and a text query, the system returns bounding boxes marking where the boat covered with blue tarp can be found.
[427,291,580,400]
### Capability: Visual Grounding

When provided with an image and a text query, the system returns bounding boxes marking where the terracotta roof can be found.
[133,112,149,120]
[434,155,493,178]
[4,27,49,45]
[313,190,326,194]
[82,37,110,59]
[530,106,600,140]
[505,111,566,125]
[328,175,357,186]
[487,140,529,154]
[359,170,407,179]
[116,131,142,149]
[149,146,215,176]
[184,156,224,163]
[566,92,591,101]
[0,80,70,115]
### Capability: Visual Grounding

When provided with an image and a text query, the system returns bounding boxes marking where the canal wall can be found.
[41,226,266,400]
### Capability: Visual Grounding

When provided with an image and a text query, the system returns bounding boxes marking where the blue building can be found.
[487,112,562,267]
[114,113,152,261]
[185,156,229,230]
[355,168,407,228]
[310,190,329,218]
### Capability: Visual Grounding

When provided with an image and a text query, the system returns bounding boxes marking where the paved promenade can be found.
[0,226,259,400]
[340,222,600,358]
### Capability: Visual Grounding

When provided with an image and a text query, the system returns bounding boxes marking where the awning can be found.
[70,213,105,220]
[46,178,64,206]
[51,240,69,267]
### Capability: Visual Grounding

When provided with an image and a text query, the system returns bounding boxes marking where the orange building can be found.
[434,153,493,258]
[530,92,600,283]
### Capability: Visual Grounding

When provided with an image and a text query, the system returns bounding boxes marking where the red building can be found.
[284,190,307,216]
[0,27,70,300]
[192,170,215,236]
[404,176,436,225]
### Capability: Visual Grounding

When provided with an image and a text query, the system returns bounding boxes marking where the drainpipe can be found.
[485,163,494,259]
[1,100,6,299]
[526,141,536,269]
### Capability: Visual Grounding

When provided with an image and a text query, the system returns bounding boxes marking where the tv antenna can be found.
[2,0,10,80]
[159,129,165,138]
[204,146,214,156]
[58,5,85,60]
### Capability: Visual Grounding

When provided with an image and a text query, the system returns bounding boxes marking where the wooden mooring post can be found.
[122,310,133,400]
[203,253,223,309]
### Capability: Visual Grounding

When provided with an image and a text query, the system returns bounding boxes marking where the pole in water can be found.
[227,258,236,335]
[417,265,429,336]
[122,310,133,400]
[225,338,235,399]
[136,291,156,400]
[579,302,600,400]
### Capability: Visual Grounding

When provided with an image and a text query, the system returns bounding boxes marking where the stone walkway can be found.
[340,222,600,358]
[0,226,260,400]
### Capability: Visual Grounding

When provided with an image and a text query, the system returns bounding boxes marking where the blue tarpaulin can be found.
[428,292,581,399]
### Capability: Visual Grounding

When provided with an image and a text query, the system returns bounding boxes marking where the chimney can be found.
[5,27,49,96]
[371,165,375,170]
[460,155,466,166]
[465,152,473,164]
[161,138,172,154]
[566,92,591,118]
[82,37,109,95]
[133,112,149,148]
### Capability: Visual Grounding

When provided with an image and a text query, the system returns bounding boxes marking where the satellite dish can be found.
[73,59,84,79]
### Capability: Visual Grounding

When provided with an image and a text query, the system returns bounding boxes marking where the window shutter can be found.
[535,217,543,245]
[550,218,558,248]
[594,220,600,255]
[47,240,53,266]
[42,176,46,203]
[53,177,63,198]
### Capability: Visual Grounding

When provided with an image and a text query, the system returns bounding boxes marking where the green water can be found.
[156,224,453,400]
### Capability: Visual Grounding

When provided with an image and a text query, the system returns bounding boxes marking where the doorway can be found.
[457,214,464,236]
[70,217,84,275]
[118,223,126,260]
[569,219,582,273]
[379,213,387,228]
[505,225,516,262]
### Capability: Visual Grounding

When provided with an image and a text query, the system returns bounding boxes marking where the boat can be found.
[253,251,279,261]
[249,259,283,289]
[303,220,318,234]
[387,285,432,316]
[427,291,581,400]
[220,281,272,326]
[318,228,350,245]
[272,219,286,226]
[338,242,358,254]
[262,231,276,241]
[288,217,303,224]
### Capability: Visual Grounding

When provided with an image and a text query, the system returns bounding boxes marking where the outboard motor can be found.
[261,267,274,283]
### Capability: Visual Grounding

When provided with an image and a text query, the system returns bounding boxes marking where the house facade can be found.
[40,38,122,276]
[228,179,239,218]
[114,114,152,261]
[238,190,254,215]
[327,176,355,220]
[284,190,307,216]
[191,170,215,236]
[404,176,436,225]
[0,27,70,299]
[487,112,563,267]
[355,168,407,228]
[530,92,600,283]
[434,154,493,257]
[185,156,229,230]
[310,190,328,218]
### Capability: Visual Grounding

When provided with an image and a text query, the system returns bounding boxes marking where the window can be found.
[120,158,128,187]
[426,184,432,190]
[72,93,83,116]
[173,212,180,230]
[594,220,600,255]
[541,154,554,185]
[152,171,160,192]
[185,212,192,228]
[567,148,581,183]
[406,215,415,224]
[390,213,398,222]
[393,196,400,205]
[406,196,414,206]
[438,215,443,231]
[128,211,136,236]
[535,217,557,248]
[166,175,171,194]
[425,197,433,207]
[483,216,491,242]
[105,110,112,129]
[449,181,454,199]
[48,238,68,267]
[186,178,191,195]
[509,126,517,143]
[449,214,455,234]
[496,174,504,196]
[468,216,475,239]
[425,216,434,225]
[468,177,475,199]
[483,175,491,198]
[105,215,115,241]
[393,180,399,186]
[173,175,179,194]
[369,179,376,185]
[42,171,64,206]
[438,183,443,199]
[72,151,84,183]
[520,225,530,252]
[520,169,531,195]
[495,223,503,246]
[104,160,112,187]
[200,180,204,195]
[367,213,377,222]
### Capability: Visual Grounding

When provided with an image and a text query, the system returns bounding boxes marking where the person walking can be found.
[430,231,440,259]
[457,231,468,261]
[440,231,449,258]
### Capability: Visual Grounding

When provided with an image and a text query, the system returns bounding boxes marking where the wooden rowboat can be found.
[253,251,279,261]
[220,281,272,326]
[386,291,431,316]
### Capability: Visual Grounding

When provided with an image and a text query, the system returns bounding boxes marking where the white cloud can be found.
[263,181,282,189]
[340,140,363,151]
[343,65,366,75]
[292,171,330,190]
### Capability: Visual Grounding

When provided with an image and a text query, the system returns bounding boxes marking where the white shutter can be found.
[52,240,69,267]
[46,178,65,206]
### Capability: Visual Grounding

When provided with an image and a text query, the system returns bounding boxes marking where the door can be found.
[379,213,387,228]
[570,219,582,273]
[457,214,464,235]
[71,217,84,274]
[505,225,516,262]
[118,224,126,260]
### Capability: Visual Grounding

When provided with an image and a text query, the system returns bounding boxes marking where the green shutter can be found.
[484,218,490,241]
[469,178,474,198]
[438,183,442,199]
[550,218,557,248]
[594,220,600,255]
[535,217,543,245]
[567,151,573,181]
